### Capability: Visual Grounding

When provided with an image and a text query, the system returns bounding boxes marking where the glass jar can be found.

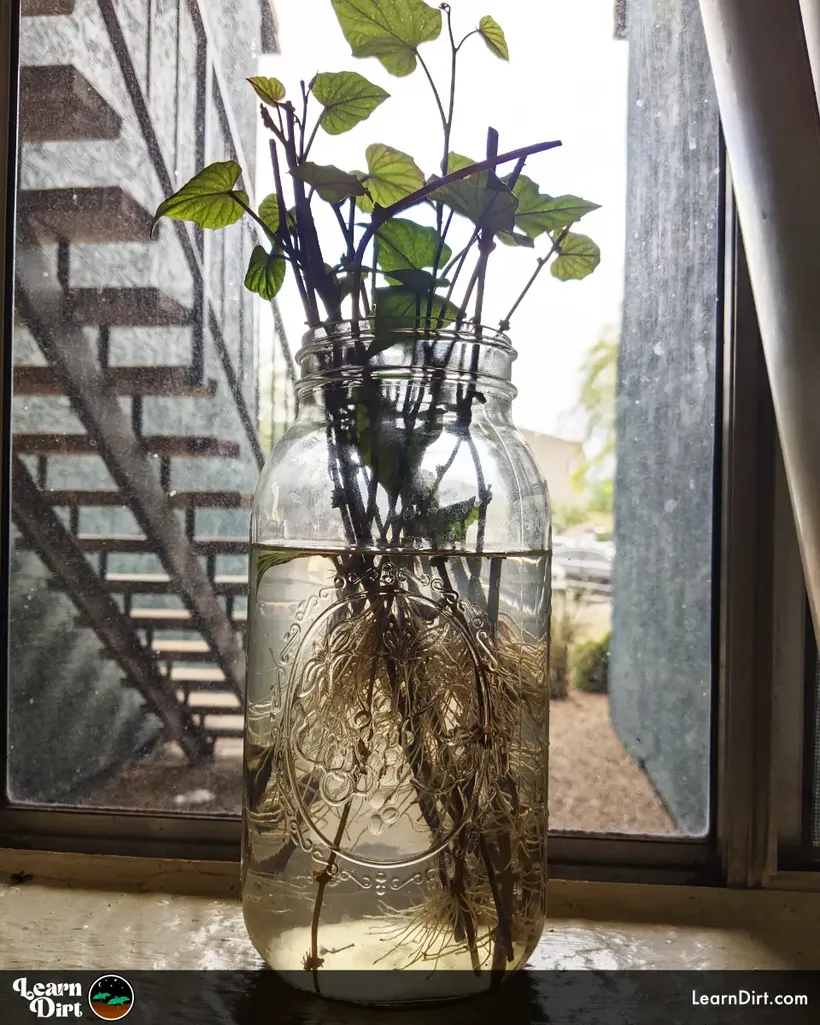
[242,322,551,1003]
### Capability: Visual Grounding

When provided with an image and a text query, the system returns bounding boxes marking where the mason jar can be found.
[241,322,551,1003]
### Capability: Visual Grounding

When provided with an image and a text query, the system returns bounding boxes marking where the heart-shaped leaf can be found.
[244,245,286,299]
[375,218,452,279]
[311,71,390,135]
[247,76,286,105]
[257,194,280,236]
[505,174,600,238]
[429,152,517,236]
[478,16,509,60]
[551,233,601,281]
[360,144,425,210]
[371,286,459,355]
[331,0,442,77]
[152,161,247,234]
[292,162,368,204]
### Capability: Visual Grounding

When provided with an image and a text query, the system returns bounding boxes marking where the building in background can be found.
[519,429,585,508]
[9,0,294,801]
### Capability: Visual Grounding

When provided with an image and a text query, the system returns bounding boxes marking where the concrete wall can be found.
[609,0,719,835]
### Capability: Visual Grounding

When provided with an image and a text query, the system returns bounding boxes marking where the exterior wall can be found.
[9,0,269,799]
[609,0,719,835]
[519,429,585,508]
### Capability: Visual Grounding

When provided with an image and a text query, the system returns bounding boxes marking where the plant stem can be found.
[350,139,562,322]
[231,194,275,244]
[499,226,571,331]
[267,137,311,318]
[303,117,322,161]
[299,80,309,159]
[308,798,352,989]
[416,50,447,130]
[472,128,500,331]
[284,103,339,322]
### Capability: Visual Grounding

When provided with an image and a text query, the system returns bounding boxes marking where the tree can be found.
[570,326,618,509]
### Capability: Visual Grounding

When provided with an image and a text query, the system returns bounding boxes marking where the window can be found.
[1,0,802,886]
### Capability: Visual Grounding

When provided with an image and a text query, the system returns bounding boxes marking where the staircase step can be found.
[102,572,247,596]
[204,724,244,739]
[22,0,76,15]
[151,638,215,662]
[14,364,214,397]
[20,66,121,143]
[164,666,227,687]
[78,606,247,631]
[14,433,240,458]
[19,186,153,244]
[41,490,253,508]
[27,532,247,555]
[179,691,242,714]
[128,607,247,630]
[16,288,190,329]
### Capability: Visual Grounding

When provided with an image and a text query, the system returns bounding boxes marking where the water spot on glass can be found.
[369,792,385,810]
[353,710,371,729]
[664,498,678,513]
[653,343,663,356]
[368,814,384,836]
[382,807,398,825]
[636,98,644,107]
[688,140,697,151]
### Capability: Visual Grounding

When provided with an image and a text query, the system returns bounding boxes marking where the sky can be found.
[255,0,629,438]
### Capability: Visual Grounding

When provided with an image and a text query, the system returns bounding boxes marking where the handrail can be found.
[97,0,267,467]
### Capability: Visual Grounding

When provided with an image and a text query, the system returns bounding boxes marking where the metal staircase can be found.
[11,0,294,764]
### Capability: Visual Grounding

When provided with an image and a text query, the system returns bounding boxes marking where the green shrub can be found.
[574,631,611,694]
[549,592,586,699]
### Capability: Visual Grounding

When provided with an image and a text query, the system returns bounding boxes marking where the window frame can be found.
[0,0,814,890]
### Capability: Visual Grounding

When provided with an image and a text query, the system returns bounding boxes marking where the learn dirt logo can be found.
[88,976,134,1020]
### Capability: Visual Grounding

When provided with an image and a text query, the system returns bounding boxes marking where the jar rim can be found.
[295,319,516,365]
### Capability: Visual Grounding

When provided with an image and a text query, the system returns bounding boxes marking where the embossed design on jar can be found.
[282,567,489,868]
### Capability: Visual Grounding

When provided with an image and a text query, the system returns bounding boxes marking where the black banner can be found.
[0,970,818,1024]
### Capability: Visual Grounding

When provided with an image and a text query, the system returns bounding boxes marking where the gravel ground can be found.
[78,692,675,835]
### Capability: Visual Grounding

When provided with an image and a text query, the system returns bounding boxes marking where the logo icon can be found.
[88,976,134,1020]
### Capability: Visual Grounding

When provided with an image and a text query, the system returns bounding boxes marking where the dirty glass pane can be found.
[6,0,719,837]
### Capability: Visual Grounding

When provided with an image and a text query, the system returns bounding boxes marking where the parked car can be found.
[552,544,612,591]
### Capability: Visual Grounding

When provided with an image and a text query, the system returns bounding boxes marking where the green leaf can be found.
[292,162,368,204]
[538,195,601,230]
[331,0,442,77]
[255,549,300,589]
[361,144,425,209]
[257,193,280,236]
[429,152,517,236]
[152,161,247,234]
[478,16,509,60]
[506,174,600,238]
[375,218,452,280]
[247,75,286,105]
[311,70,390,135]
[371,286,459,356]
[244,245,286,300]
[551,233,601,281]
[431,497,479,545]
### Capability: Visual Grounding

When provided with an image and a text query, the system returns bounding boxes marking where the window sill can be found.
[1,850,819,970]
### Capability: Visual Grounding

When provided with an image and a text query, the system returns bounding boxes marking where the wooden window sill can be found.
[1,850,819,970]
